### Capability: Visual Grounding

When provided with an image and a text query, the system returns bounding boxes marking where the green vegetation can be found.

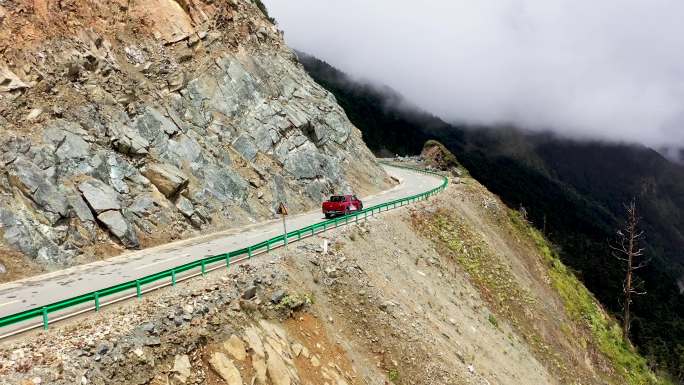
[422,140,463,171]
[388,368,400,383]
[488,314,499,328]
[431,214,536,317]
[252,0,276,24]
[421,212,578,380]
[300,53,684,382]
[276,293,313,311]
[510,211,669,385]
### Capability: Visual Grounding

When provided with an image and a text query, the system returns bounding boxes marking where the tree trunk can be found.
[610,199,647,341]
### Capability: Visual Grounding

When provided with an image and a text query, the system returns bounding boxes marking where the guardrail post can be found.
[226,254,231,269]
[201,260,206,277]
[267,242,271,252]
[248,247,252,259]
[136,280,142,299]
[94,292,100,311]
[171,270,176,286]
[297,231,301,240]
[42,307,48,330]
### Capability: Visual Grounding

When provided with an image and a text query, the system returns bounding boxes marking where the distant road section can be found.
[0,165,443,322]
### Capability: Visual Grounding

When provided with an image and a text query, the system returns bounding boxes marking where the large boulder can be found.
[142,163,189,198]
[78,179,121,213]
[209,352,243,385]
[110,124,150,155]
[130,0,195,44]
[97,210,139,248]
[67,194,95,222]
[265,344,291,385]
[7,158,69,220]
[172,355,192,383]
[0,65,29,94]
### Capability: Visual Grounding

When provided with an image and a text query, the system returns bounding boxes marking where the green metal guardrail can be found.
[0,163,448,334]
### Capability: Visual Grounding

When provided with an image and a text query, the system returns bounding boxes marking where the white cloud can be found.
[265,0,684,147]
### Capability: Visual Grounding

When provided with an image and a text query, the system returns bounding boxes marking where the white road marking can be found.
[0,300,19,308]
[134,255,184,271]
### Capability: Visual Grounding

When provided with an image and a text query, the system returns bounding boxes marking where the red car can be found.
[322,195,363,218]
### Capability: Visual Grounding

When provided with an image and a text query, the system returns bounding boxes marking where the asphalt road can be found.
[0,165,442,321]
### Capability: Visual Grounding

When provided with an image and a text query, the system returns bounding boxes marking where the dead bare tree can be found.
[609,199,650,339]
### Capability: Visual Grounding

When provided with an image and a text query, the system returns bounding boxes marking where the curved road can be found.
[0,165,442,331]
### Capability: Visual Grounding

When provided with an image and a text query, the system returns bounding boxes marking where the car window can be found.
[352,195,358,201]
[330,196,345,202]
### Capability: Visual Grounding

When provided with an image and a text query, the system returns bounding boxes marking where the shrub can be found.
[252,0,276,24]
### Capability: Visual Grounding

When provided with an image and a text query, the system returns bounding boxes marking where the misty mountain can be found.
[658,146,684,165]
[298,52,684,381]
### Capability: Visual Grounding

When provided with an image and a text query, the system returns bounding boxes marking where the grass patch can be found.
[488,314,499,328]
[276,293,313,311]
[412,211,578,378]
[430,214,536,316]
[509,211,669,385]
[388,368,400,383]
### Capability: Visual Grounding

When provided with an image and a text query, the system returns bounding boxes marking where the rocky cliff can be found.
[0,0,388,270]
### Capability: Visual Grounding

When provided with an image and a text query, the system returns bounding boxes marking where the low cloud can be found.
[265,0,684,148]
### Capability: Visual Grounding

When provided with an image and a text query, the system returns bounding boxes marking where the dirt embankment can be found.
[0,164,657,385]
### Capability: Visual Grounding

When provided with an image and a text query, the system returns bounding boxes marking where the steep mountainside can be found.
[299,54,684,382]
[0,160,667,385]
[0,1,388,274]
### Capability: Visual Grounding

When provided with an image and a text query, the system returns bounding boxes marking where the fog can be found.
[264,0,684,148]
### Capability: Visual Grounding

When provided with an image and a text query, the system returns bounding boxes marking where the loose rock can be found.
[223,335,247,361]
[209,352,243,385]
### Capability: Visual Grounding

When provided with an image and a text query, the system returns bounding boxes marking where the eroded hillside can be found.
[0,161,664,385]
[0,0,388,276]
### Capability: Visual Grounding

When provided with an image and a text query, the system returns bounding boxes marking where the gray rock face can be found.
[67,194,95,222]
[6,158,69,222]
[110,123,150,155]
[78,179,121,214]
[0,1,387,267]
[141,163,188,198]
[175,196,194,217]
[97,210,139,248]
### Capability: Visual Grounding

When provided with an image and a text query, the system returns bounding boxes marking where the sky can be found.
[264,0,684,148]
